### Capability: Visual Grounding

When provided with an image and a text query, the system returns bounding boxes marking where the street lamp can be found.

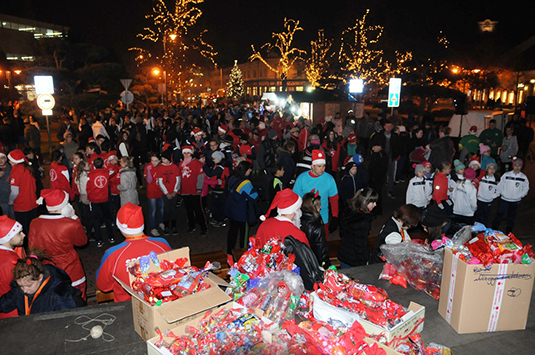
[162,33,177,107]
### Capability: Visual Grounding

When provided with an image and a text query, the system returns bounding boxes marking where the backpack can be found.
[283,236,324,291]
[262,140,277,168]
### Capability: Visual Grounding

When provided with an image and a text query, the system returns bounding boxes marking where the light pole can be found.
[162,33,177,107]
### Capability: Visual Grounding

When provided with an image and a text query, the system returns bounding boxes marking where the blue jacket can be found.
[224,176,258,223]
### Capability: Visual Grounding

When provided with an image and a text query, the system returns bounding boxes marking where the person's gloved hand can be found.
[329,217,339,233]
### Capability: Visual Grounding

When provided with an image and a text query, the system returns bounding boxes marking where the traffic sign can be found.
[120,79,132,90]
[120,90,134,105]
[37,94,55,110]
[388,93,399,107]
[388,78,402,107]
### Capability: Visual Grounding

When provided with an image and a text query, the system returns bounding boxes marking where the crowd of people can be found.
[0,100,532,316]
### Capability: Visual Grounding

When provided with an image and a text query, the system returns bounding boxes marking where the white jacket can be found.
[478,175,499,203]
[406,176,428,208]
[499,171,529,202]
[452,180,477,216]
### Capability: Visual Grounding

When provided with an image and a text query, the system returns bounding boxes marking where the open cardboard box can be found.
[312,292,425,348]
[114,247,231,341]
[147,302,402,355]
[438,247,535,333]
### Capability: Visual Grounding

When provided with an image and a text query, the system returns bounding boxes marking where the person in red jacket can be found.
[432,162,453,215]
[107,152,121,221]
[238,133,256,163]
[96,202,171,302]
[8,149,38,244]
[256,188,310,247]
[179,145,208,236]
[50,150,73,200]
[29,189,88,300]
[144,153,164,237]
[0,216,25,319]
[87,157,115,247]
[157,149,180,235]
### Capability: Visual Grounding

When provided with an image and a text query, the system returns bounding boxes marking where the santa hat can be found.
[191,127,203,136]
[512,156,523,166]
[479,143,490,154]
[8,149,27,164]
[88,137,96,143]
[107,150,118,161]
[37,189,69,211]
[0,152,5,158]
[218,124,228,134]
[260,188,302,221]
[421,161,432,168]
[0,216,23,245]
[347,133,357,144]
[182,145,194,154]
[312,149,326,165]
[116,202,144,235]
[468,157,481,168]
[469,125,478,134]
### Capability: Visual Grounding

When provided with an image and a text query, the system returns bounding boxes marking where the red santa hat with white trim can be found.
[36,189,69,211]
[312,149,326,165]
[107,150,118,161]
[218,124,228,134]
[260,188,302,221]
[116,202,145,235]
[0,216,23,245]
[191,127,203,136]
[182,145,194,154]
[8,149,27,164]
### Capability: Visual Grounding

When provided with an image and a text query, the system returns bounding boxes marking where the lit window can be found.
[296,86,304,92]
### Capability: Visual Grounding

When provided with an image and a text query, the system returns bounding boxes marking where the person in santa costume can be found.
[0,216,25,318]
[255,188,310,247]
[96,202,171,302]
[8,149,38,243]
[293,149,339,236]
[28,189,88,300]
[178,145,208,235]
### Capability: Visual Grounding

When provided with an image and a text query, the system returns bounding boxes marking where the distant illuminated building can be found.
[478,19,498,32]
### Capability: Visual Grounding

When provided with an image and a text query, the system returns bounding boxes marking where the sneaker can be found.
[151,229,160,237]
[163,228,170,236]
[172,227,178,235]
[215,221,227,228]
[188,227,196,233]
[109,237,115,244]
[97,241,104,248]
[159,223,166,230]
[201,230,207,237]
[209,219,218,226]
[387,192,396,199]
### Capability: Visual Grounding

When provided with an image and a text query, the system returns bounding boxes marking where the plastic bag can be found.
[380,241,443,299]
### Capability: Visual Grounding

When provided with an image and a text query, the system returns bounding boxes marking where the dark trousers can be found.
[475,200,494,227]
[15,208,38,252]
[162,195,177,228]
[76,198,93,237]
[453,214,475,225]
[109,194,120,222]
[183,194,207,232]
[211,191,227,222]
[90,201,114,242]
[492,199,520,233]
[227,219,246,254]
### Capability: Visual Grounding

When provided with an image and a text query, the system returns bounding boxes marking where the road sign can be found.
[37,94,55,110]
[120,79,132,90]
[388,78,402,107]
[388,93,400,107]
[120,90,134,105]
[34,76,54,94]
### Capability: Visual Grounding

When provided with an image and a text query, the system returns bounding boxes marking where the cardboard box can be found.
[438,247,535,333]
[114,247,232,341]
[147,303,402,355]
[312,292,425,348]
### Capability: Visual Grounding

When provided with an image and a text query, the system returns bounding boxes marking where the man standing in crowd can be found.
[370,119,400,199]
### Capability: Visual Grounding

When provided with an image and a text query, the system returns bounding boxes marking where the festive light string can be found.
[305,29,333,88]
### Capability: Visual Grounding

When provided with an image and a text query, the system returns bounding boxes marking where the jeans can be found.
[162,195,177,228]
[387,159,397,194]
[211,191,227,222]
[227,219,246,254]
[492,199,520,233]
[148,197,164,230]
[183,194,207,232]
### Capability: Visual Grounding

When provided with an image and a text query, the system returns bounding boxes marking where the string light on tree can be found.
[227,60,245,100]
[249,18,307,91]
[305,29,333,88]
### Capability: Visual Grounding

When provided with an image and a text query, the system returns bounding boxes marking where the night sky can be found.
[3,0,534,68]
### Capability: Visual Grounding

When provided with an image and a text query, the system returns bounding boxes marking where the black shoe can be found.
[172,227,178,234]
[188,227,196,233]
[97,241,104,248]
[201,230,207,237]
[109,237,115,244]
[387,192,396,199]
[88,235,96,242]
[164,228,170,236]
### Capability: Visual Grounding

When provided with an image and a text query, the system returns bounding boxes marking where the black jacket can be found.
[0,265,84,316]
[338,209,374,267]
[371,217,401,264]
[300,211,331,268]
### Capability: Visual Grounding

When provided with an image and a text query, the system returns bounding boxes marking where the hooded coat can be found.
[300,211,331,268]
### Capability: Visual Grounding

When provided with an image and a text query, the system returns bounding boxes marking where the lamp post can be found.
[162,33,177,107]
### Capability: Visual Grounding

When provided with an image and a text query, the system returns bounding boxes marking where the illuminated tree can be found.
[250,18,307,91]
[130,0,217,101]
[305,29,333,88]
[337,9,412,85]
[227,60,245,100]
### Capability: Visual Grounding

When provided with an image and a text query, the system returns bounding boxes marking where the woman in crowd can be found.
[117,156,139,206]
[300,191,331,268]
[144,153,164,237]
[0,248,85,316]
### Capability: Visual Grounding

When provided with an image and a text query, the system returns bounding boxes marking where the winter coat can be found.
[300,211,331,268]
[338,208,374,267]
[117,167,139,206]
[0,265,84,316]
[277,149,296,186]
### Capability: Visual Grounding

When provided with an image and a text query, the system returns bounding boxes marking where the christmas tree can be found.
[227,60,245,100]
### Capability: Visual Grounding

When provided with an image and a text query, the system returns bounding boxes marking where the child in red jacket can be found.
[432,162,454,216]
[157,149,180,235]
[87,157,115,247]
[179,146,208,235]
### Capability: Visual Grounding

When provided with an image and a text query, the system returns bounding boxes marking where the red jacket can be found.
[432,172,449,203]
[96,237,171,302]
[28,215,87,299]
[256,216,310,248]
[144,163,162,199]
[71,164,80,195]
[87,168,109,203]
[10,164,37,212]
[50,161,73,200]
[108,163,120,195]
[179,158,204,195]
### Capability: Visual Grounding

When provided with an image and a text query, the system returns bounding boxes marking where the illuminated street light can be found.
[14,70,21,75]
[152,68,161,76]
